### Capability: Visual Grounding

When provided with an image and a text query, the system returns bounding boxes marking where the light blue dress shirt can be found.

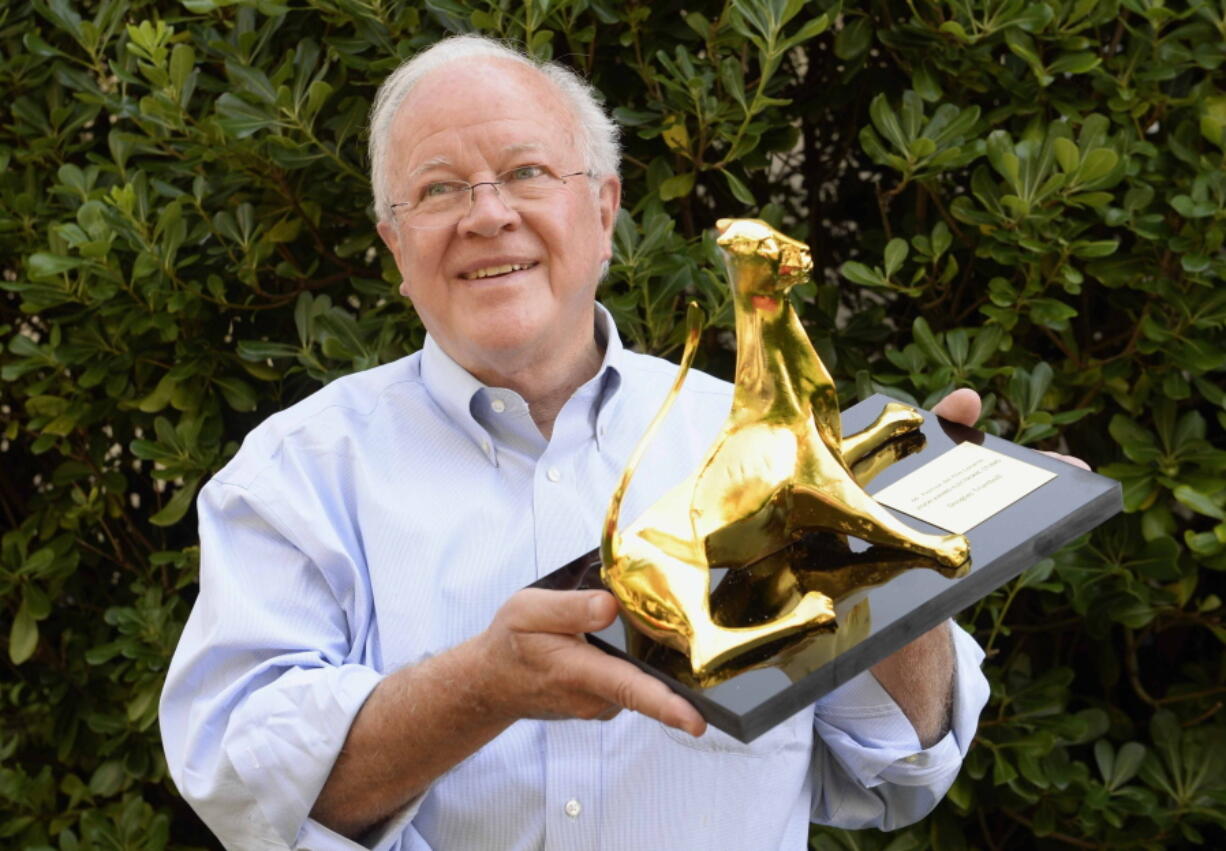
[159,305,989,851]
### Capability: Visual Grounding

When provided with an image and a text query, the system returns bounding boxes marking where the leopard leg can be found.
[790,479,970,569]
[840,402,924,467]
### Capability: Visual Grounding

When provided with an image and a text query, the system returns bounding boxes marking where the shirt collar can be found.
[419,302,626,465]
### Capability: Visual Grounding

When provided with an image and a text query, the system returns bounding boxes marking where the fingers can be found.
[493,590,706,736]
[931,387,982,426]
[1040,449,1091,471]
[569,649,706,737]
[499,589,619,635]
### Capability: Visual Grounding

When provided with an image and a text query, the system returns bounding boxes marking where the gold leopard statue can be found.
[601,218,970,678]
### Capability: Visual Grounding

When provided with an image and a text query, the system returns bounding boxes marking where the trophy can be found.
[534,219,1121,741]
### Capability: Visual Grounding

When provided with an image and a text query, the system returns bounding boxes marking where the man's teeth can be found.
[464,263,533,280]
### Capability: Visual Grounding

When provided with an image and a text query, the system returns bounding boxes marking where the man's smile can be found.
[457,259,539,280]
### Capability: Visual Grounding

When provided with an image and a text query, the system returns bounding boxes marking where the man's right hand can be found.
[473,588,706,736]
[312,589,704,837]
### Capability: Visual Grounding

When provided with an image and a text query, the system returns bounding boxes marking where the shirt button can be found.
[904,754,921,764]
[481,439,492,454]
[564,798,582,818]
[491,398,506,413]
[546,467,561,483]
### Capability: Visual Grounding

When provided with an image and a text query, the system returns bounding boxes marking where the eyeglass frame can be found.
[388,166,595,228]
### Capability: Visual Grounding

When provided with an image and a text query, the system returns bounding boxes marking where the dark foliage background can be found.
[2,0,1224,848]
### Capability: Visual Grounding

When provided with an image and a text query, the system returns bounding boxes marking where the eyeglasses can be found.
[389,165,592,230]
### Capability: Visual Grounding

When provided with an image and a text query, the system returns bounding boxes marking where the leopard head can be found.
[715,218,813,297]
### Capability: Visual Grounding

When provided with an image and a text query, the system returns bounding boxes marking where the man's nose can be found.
[459,182,518,237]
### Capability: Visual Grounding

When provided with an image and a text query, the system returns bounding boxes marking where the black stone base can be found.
[531,394,1122,742]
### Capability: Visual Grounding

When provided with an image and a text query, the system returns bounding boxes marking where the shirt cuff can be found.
[224,663,389,847]
[296,800,422,851]
[812,623,988,790]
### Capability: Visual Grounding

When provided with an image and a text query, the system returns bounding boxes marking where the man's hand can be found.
[312,589,704,838]
[871,388,1089,748]
[474,589,706,736]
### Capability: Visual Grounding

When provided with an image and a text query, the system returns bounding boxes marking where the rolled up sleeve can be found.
[809,623,989,830]
[159,477,420,849]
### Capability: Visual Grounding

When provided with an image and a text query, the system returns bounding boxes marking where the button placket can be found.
[542,721,600,851]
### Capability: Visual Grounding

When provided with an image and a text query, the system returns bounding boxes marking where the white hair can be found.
[368,35,621,223]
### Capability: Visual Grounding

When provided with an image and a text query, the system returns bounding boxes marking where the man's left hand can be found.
[870,387,1089,747]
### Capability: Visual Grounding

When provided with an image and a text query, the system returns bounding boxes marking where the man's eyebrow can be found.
[407,156,453,181]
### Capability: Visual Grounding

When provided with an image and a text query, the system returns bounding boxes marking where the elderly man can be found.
[160,36,991,850]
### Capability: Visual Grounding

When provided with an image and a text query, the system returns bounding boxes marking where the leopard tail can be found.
[600,301,705,568]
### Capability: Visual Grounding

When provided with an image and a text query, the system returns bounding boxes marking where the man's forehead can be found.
[389,58,578,170]
[398,58,572,129]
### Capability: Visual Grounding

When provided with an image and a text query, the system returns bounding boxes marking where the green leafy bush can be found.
[2,0,1223,847]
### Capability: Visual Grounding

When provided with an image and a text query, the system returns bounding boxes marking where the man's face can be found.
[377,58,621,380]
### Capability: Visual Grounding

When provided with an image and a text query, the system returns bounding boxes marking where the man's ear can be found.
[376,219,400,254]
[598,176,621,260]
[377,220,414,298]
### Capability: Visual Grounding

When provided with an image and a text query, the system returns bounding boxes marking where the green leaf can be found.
[169,44,195,93]
[1094,739,1114,783]
[1070,239,1119,258]
[1111,742,1146,789]
[986,132,1020,186]
[88,760,125,797]
[1077,148,1118,184]
[149,478,200,527]
[721,170,755,206]
[28,253,83,277]
[23,584,51,620]
[226,60,277,104]
[884,238,908,278]
[266,218,302,244]
[841,261,885,287]
[659,173,696,201]
[834,16,872,60]
[237,340,300,361]
[1067,191,1114,208]
[1053,137,1079,173]
[869,94,908,152]
[84,641,124,665]
[993,750,1019,785]
[939,20,970,42]
[931,222,952,259]
[1048,52,1101,75]
[1181,254,1211,273]
[1171,194,1217,218]
[306,80,333,117]
[967,325,1004,367]
[1029,298,1077,329]
[787,13,830,46]
[136,375,177,414]
[1173,485,1225,520]
[9,599,38,664]
[912,65,942,102]
[215,93,275,138]
[912,316,951,366]
[214,377,258,412]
